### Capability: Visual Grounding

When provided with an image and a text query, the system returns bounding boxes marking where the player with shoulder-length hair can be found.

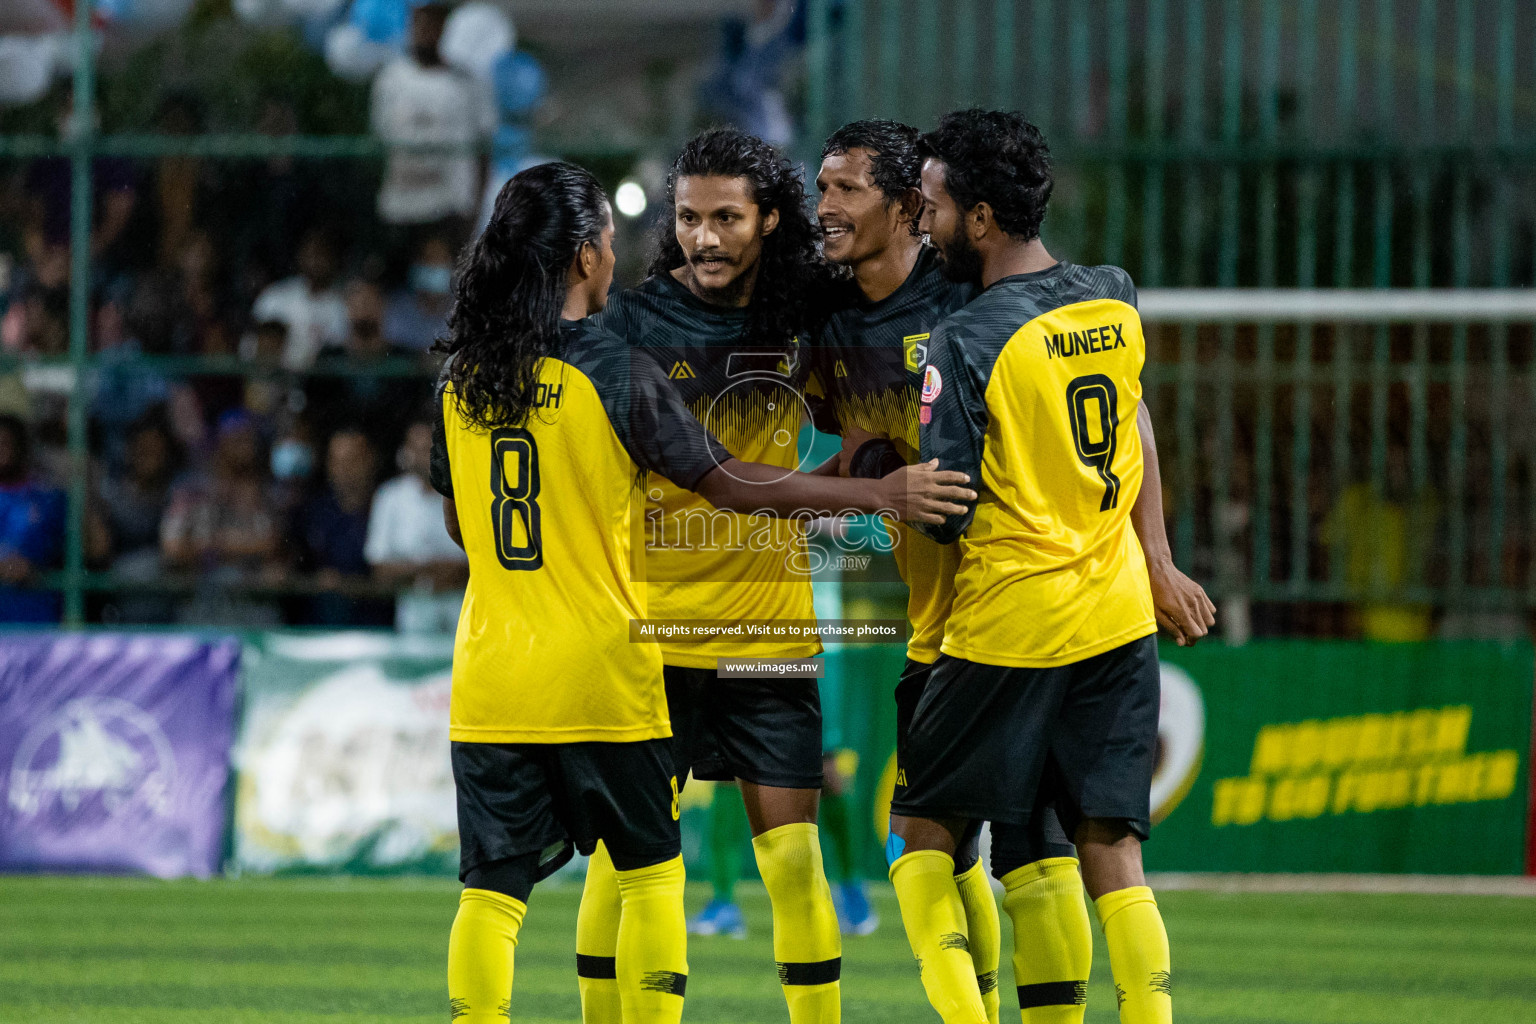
[433,160,973,1024]
[884,110,1214,1024]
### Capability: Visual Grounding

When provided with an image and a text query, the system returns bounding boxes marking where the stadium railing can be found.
[1139,288,1536,629]
[11,0,1536,630]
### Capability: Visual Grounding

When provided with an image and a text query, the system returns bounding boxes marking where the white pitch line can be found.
[1148,872,1536,896]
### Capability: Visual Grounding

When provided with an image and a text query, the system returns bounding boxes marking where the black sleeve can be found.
[806,392,842,435]
[592,346,731,490]
[429,368,454,499]
[1110,265,1138,309]
[589,289,632,339]
[849,438,905,479]
[916,318,987,544]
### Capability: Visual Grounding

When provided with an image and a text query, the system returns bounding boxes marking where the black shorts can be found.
[891,636,1159,841]
[895,658,1076,874]
[665,666,824,790]
[452,738,681,882]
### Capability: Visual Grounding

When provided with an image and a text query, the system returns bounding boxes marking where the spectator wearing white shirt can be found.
[370,2,497,243]
[364,418,467,634]
[249,229,348,370]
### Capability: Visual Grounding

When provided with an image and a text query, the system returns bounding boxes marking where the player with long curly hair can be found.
[574,128,852,1024]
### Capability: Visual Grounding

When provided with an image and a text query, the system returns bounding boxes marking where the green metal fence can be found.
[805,0,1536,290]
[804,0,1536,629]
[8,0,1536,631]
[1137,293,1536,626]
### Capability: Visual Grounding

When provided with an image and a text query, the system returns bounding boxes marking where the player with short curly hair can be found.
[884,110,1213,1024]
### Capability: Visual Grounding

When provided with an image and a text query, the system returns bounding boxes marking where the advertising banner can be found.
[232,632,457,874]
[840,641,1532,877]
[1148,641,1533,874]
[0,633,240,879]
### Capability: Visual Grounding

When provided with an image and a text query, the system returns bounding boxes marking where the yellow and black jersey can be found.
[918,261,1155,668]
[813,247,975,663]
[430,318,730,743]
[593,274,820,668]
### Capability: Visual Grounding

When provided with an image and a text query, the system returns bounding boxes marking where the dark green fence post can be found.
[64,0,96,627]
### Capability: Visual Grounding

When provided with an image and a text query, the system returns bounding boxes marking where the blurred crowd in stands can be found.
[0,3,486,628]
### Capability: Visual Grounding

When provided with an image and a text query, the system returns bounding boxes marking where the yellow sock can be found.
[615,855,689,1024]
[447,887,526,1023]
[889,850,988,1024]
[575,843,622,1024]
[752,823,842,1024]
[955,860,1002,1024]
[1094,886,1172,1024]
[1000,858,1091,1024]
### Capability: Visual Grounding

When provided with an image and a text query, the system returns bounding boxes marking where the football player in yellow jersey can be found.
[883,111,1216,1024]
[817,118,1216,1024]
[577,129,856,1024]
[430,162,974,1024]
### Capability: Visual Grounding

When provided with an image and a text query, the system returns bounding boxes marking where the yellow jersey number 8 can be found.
[490,427,543,570]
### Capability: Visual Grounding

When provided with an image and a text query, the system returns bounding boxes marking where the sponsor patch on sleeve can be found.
[920,365,943,404]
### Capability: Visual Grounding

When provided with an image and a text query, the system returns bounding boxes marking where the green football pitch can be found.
[2,876,1534,1024]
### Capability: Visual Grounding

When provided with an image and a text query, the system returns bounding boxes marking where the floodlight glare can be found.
[615,180,647,218]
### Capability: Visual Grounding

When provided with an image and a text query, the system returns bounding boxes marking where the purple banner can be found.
[0,634,240,879]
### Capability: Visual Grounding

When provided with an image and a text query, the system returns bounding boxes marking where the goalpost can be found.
[1133,289,1536,633]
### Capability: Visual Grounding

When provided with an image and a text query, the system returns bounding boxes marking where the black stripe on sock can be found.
[576,954,617,980]
[977,970,999,995]
[776,957,842,986]
[938,931,970,952]
[640,970,687,996]
[1017,980,1087,1008]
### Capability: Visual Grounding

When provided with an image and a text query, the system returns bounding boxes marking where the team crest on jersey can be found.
[920,364,942,403]
[903,332,930,373]
[668,360,696,380]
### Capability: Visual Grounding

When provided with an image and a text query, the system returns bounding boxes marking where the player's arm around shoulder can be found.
[604,346,974,523]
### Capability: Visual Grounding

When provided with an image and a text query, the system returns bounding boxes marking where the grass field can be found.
[3,876,1535,1023]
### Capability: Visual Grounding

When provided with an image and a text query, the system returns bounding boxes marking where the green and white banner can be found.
[228,633,1533,876]
[232,632,458,875]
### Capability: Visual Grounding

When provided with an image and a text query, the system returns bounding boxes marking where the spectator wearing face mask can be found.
[370,1,496,250]
[309,280,420,453]
[383,235,455,351]
[0,414,64,623]
[248,227,349,370]
[268,417,318,517]
[365,418,467,634]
